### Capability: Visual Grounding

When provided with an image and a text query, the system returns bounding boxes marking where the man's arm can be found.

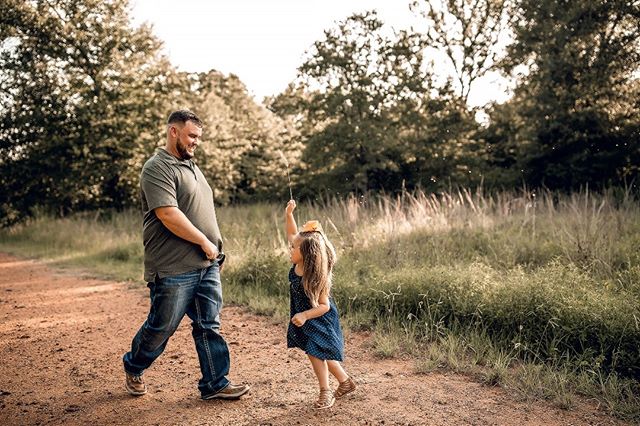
[155,206,218,259]
[285,200,298,243]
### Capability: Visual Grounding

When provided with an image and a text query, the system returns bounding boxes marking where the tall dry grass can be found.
[1,188,638,419]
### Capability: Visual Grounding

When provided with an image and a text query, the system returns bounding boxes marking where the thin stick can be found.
[278,150,294,200]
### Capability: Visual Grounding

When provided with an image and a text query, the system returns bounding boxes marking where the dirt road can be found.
[0,253,625,425]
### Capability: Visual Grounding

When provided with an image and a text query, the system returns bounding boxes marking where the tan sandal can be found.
[334,377,356,398]
[314,388,335,410]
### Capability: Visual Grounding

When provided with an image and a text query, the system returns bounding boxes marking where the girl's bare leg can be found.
[308,355,336,409]
[326,360,349,383]
[308,355,330,390]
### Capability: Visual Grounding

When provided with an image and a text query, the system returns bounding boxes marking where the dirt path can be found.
[0,252,626,426]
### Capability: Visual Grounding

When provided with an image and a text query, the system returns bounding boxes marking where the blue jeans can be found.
[123,263,230,395]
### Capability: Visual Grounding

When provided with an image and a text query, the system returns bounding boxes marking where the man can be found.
[122,110,250,400]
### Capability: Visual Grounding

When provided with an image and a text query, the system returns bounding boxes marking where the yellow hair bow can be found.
[301,220,323,234]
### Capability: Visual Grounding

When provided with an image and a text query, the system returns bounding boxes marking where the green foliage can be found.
[0,0,177,225]
[485,0,640,189]
[2,0,638,226]
[223,254,290,317]
[211,190,639,379]
[273,12,416,193]
[0,0,296,225]
[270,11,485,196]
[182,71,299,203]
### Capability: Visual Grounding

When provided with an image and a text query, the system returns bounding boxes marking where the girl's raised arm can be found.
[285,200,298,243]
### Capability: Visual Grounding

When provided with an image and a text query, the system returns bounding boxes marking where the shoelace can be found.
[131,375,143,383]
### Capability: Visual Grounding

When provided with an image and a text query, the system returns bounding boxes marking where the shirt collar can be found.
[156,148,193,167]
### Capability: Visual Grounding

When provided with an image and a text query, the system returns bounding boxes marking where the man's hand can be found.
[285,199,296,215]
[291,312,307,327]
[201,239,219,260]
[155,207,220,261]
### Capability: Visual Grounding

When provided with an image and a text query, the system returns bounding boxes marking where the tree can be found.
[183,71,297,203]
[395,86,484,190]
[410,0,515,104]
[0,0,177,225]
[272,11,437,195]
[271,11,488,195]
[500,0,640,189]
[476,93,530,188]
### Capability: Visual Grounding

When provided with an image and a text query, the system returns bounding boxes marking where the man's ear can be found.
[168,124,179,138]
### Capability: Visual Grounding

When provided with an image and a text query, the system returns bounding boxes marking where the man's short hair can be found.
[167,110,203,127]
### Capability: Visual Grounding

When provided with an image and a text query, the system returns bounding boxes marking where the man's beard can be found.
[176,139,194,160]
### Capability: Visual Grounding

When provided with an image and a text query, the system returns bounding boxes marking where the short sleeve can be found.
[141,161,178,211]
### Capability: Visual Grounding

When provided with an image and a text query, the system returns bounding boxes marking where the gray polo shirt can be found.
[140,148,223,282]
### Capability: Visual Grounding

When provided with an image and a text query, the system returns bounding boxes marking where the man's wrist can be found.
[198,235,210,247]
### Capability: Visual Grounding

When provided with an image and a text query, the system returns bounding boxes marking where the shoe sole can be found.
[125,383,147,396]
[314,398,335,410]
[201,385,251,400]
[335,387,356,399]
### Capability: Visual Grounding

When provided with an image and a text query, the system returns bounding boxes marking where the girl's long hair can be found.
[299,231,337,307]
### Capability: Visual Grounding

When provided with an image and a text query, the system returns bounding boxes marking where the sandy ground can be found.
[0,252,628,426]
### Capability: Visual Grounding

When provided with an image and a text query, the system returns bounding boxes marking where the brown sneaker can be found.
[314,388,335,410]
[334,377,356,398]
[202,383,251,400]
[125,372,147,396]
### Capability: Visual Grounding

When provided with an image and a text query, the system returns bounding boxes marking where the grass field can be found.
[1,188,638,420]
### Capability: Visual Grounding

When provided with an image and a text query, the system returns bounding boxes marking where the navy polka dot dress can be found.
[287,266,344,361]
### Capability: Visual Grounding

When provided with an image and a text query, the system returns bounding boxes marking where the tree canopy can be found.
[1,0,638,225]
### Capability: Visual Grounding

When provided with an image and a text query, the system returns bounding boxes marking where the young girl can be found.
[284,200,356,410]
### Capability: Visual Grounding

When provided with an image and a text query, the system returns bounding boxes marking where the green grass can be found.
[0,210,143,280]
[1,188,639,421]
